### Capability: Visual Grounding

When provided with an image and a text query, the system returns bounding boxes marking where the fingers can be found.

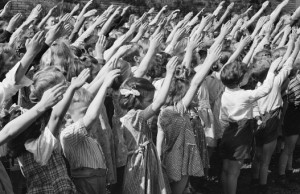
[78,68,90,81]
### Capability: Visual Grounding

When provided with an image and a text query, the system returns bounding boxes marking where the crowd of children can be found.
[0,0,300,193]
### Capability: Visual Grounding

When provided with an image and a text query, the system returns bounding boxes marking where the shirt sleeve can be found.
[60,119,88,148]
[247,72,275,102]
[25,127,58,166]
[0,62,33,104]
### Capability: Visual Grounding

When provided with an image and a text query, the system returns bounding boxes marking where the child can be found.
[252,35,300,192]
[219,57,280,194]
[119,56,178,194]
[157,44,221,194]
[1,66,88,193]
[60,68,120,194]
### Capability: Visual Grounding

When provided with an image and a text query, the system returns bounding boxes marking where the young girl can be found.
[219,57,280,194]
[157,44,221,194]
[0,66,91,193]
[119,56,178,194]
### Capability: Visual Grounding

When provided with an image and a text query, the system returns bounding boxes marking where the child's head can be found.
[40,40,75,75]
[220,60,248,89]
[0,44,20,80]
[30,66,66,103]
[165,78,190,106]
[119,77,155,110]
[122,43,144,66]
[249,59,271,83]
[68,87,93,120]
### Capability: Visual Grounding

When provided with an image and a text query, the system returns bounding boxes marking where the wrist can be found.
[35,102,49,113]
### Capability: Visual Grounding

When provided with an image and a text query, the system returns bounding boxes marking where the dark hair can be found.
[165,78,190,106]
[119,77,155,110]
[250,59,271,83]
[220,61,248,89]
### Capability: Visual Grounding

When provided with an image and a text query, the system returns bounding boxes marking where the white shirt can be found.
[257,57,293,114]
[18,127,58,166]
[0,62,32,106]
[220,72,275,122]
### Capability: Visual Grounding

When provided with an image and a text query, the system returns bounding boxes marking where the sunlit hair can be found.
[40,39,75,75]
[272,47,287,60]
[68,87,93,114]
[119,77,155,110]
[30,66,66,103]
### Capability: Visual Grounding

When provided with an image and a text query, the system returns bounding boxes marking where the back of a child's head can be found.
[165,78,190,106]
[30,66,66,103]
[220,60,247,89]
[119,77,155,110]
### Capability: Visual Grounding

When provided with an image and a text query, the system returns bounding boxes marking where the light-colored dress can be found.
[121,105,169,194]
[158,101,204,182]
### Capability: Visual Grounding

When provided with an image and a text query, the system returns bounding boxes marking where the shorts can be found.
[255,108,282,147]
[284,104,300,136]
[220,119,256,161]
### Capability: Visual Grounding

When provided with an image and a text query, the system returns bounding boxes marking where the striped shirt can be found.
[60,119,106,170]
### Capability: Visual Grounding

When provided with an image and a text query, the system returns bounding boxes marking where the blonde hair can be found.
[30,66,66,103]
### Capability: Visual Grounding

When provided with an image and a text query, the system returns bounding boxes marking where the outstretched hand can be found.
[39,84,65,110]
[70,69,90,90]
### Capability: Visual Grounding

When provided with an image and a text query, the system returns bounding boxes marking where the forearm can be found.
[37,15,50,30]
[156,130,164,159]
[152,74,172,111]
[214,10,230,30]
[99,15,117,36]
[131,31,144,43]
[182,48,193,69]
[0,102,47,146]
[243,43,257,65]
[16,52,36,83]
[277,31,289,48]
[134,49,156,78]
[150,10,163,26]
[245,7,265,29]
[83,85,108,128]
[69,17,86,43]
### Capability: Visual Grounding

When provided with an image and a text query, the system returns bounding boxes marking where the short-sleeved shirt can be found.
[60,119,106,170]
[0,62,32,106]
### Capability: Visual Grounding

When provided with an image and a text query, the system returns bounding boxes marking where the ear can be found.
[133,56,140,63]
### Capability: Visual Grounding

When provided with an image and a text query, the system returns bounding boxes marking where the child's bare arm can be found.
[83,69,120,129]
[226,36,252,65]
[0,84,64,146]
[48,69,90,137]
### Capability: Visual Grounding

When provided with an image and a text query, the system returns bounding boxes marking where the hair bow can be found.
[120,88,140,97]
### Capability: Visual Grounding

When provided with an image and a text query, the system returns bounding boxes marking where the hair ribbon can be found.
[120,88,140,97]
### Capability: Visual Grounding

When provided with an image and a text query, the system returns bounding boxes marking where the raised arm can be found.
[83,69,120,129]
[226,36,252,65]
[241,1,269,30]
[149,5,168,26]
[214,2,234,31]
[145,57,177,119]
[134,33,163,78]
[48,69,90,137]
[37,5,58,30]
[182,43,221,108]
[14,31,45,84]
[0,84,64,146]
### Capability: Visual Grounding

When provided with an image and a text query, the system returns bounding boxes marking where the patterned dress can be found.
[158,101,204,182]
[121,106,169,194]
[18,149,77,194]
